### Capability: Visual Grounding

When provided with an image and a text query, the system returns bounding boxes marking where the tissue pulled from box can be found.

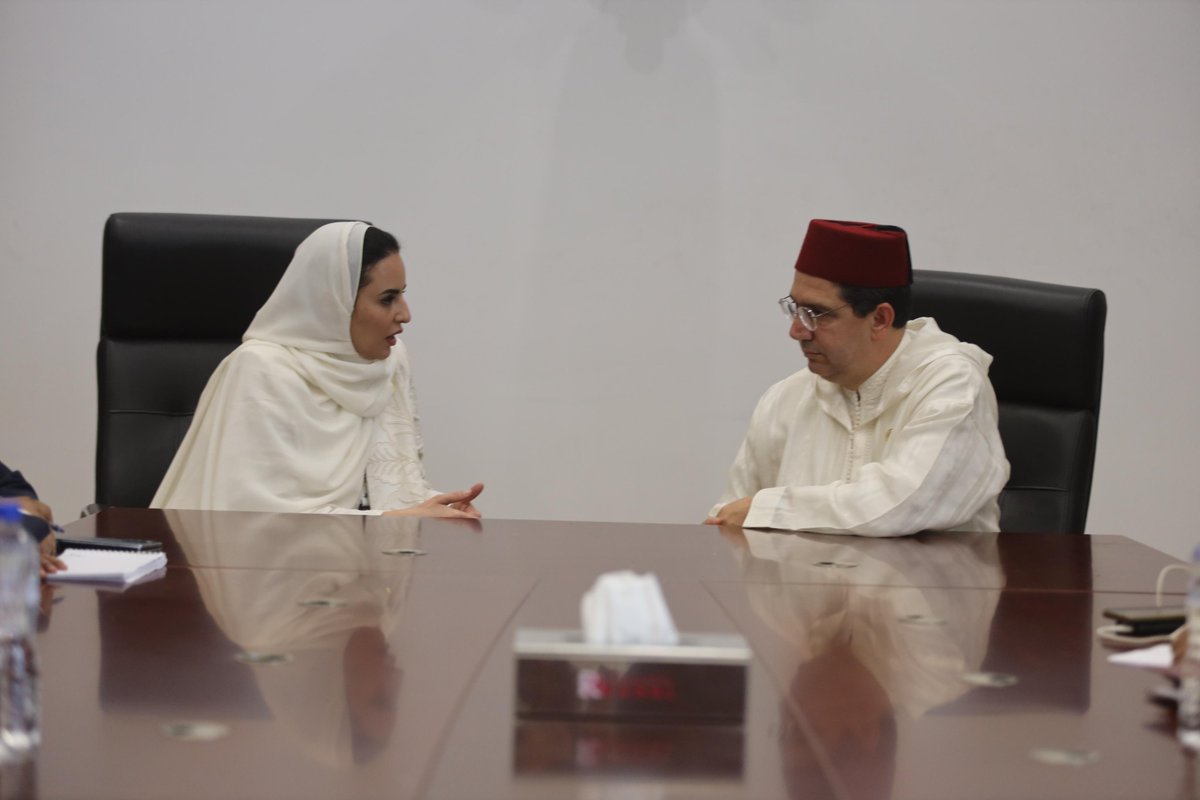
[581,571,680,646]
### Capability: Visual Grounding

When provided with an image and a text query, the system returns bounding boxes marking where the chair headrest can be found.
[102,213,348,340]
[911,270,1106,411]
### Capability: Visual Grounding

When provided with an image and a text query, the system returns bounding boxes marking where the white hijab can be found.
[152,221,404,512]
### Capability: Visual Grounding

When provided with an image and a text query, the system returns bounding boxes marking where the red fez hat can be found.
[794,220,912,287]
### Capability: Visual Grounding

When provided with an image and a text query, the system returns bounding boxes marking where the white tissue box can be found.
[514,629,750,724]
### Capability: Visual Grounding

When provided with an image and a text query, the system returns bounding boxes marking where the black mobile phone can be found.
[56,536,164,554]
[1103,606,1185,636]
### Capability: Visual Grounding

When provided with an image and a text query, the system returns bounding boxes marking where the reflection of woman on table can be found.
[167,510,415,765]
[730,531,1002,799]
[152,222,482,517]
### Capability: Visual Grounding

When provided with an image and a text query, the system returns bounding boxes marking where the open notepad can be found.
[48,548,168,585]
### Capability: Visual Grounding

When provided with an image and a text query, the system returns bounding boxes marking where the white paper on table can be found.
[1107,643,1173,669]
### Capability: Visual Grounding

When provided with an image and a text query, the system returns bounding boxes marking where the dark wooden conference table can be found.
[18,508,1197,799]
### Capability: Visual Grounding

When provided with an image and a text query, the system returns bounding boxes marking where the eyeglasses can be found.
[778,297,849,331]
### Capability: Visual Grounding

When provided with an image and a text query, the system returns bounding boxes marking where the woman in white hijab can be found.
[152,221,483,516]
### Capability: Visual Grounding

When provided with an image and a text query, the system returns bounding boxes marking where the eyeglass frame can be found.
[777,296,851,331]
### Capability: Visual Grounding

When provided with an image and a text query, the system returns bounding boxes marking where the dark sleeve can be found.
[0,459,38,500]
[20,514,50,544]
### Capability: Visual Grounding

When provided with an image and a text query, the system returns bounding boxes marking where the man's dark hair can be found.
[359,227,401,290]
[837,284,911,329]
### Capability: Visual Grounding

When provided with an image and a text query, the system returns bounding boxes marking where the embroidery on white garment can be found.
[844,391,862,483]
[365,371,438,509]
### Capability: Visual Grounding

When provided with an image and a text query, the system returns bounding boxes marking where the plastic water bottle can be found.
[0,502,40,763]
[1178,545,1200,750]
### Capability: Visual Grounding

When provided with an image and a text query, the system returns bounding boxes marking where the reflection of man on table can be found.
[729,530,1002,799]
[707,220,1009,535]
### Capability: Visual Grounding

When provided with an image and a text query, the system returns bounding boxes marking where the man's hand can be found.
[383,483,485,519]
[9,498,64,578]
[15,496,53,523]
[40,532,66,578]
[703,496,753,528]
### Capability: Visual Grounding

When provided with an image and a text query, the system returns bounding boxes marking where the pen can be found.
[15,507,65,534]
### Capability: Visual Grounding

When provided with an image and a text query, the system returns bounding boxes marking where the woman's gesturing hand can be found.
[383,483,484,519]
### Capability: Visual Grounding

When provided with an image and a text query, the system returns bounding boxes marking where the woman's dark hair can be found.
[359,227,401,289]
[838,284,912,329]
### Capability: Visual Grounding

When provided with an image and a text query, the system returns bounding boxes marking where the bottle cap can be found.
[0,500,24,524]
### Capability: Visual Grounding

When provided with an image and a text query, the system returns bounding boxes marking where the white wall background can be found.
[1,0,1197,558]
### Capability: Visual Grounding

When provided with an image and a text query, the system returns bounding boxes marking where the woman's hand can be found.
[383,483,485,519]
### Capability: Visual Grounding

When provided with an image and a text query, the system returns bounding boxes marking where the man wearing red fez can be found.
[705,220,1009,535]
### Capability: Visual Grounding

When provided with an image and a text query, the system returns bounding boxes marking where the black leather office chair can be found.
[910,270,1106,533]
[96,213,348,507]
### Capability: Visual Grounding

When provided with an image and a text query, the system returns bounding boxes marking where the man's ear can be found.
[871,303,896,334]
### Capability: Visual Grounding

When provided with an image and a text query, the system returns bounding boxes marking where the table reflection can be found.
[165,510,417,767]
[731,531,1003,799]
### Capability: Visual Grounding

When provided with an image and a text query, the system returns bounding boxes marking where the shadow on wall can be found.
[591,0,708,72]
[507,0,721,519]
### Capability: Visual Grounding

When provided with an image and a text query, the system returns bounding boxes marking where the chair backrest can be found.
[97,212,347,507]
[910,270,1106,533]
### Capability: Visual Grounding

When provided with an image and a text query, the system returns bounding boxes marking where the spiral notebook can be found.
[48,548,168,585]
